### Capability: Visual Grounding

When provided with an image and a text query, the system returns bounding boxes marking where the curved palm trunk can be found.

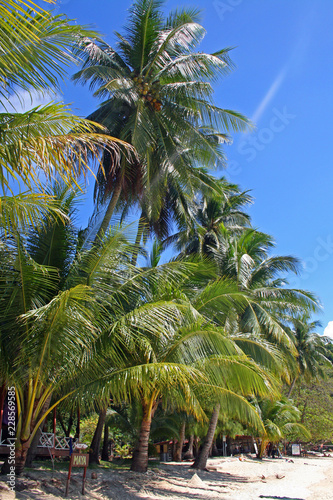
[287,376,297,398]
[95,175,123,241]
[89,407,107,464]
[174,420,186,462]
[191,403,220,470]
[131,401,156,473]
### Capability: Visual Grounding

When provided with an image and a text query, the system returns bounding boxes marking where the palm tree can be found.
[202,228,319,350]
[0,0,133,234]
[73,0,251,241]
[186,275,282,470]
[286,314,332,397]
[0,190,139,473]
[0,195,263,474]
[85,250,280,473]
[177,232,319,470]
[255,397,310,458]
[164,177,252,257]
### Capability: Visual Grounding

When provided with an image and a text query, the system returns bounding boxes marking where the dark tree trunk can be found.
[130,402,156,473]
[25,427,42,468]
[58,412,67,436]
[75,404,80,440]
[58,409,73,437]
[172,439,177,461]
[15,442,31,475]
[191,403,220,470]
[184,434,194,459]
[193,436,200,458]
[101,422,109,461]
[2,441,30,475]
[212,438,219,456]
[89,407,107,465]
[174,421,186,462]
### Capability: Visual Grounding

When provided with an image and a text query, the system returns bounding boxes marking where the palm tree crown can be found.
[74,0,251,238]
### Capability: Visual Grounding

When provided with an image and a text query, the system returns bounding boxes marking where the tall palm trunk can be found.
[174,420,186,462]
[287,376,297,398]
[89,407,107,464]
[131,401,156,473]
[95,175,123,241]
[191,403,220,470]
[131,212,145,266]
[193,435,200,457]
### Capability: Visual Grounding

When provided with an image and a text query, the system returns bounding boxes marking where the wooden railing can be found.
[0,430,78,450]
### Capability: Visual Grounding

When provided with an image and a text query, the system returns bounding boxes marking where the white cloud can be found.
[324,321,333,340]
[251,67,287,124]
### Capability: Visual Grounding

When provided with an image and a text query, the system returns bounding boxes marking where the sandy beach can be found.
[1,455,333,500]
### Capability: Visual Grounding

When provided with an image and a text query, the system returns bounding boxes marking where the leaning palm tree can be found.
[73,0,251,241]
[177,236,318,470]
[186,275,282,470]
[101,307,273,473]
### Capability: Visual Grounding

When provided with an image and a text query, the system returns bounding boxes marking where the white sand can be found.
[0,456,333,499]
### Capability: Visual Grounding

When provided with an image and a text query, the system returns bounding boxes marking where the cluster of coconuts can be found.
[132,75,162,111]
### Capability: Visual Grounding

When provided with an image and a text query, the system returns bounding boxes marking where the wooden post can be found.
[65,457,73,497]
[65,453,89,497]
[82,463,87,495]
[52,407,56,457]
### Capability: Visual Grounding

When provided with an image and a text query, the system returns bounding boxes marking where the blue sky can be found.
[35,0,333,335]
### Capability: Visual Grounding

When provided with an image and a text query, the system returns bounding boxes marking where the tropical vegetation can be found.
[0,0,332,480]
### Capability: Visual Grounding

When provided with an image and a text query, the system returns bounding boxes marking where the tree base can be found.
[130,462,148,473]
